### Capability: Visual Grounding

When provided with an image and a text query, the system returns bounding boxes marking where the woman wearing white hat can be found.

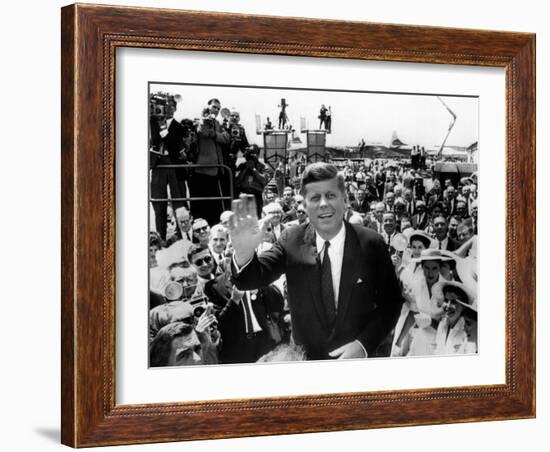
[430,281,478,354]
[391,248,450,357]
[398,230,434,287]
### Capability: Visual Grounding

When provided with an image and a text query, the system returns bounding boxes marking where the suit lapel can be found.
[332,223,361,336]
[300,224,330,334]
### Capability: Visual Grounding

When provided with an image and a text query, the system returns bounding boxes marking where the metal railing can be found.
[150,163,234,203]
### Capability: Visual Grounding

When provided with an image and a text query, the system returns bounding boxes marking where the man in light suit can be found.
[229,163,402,360]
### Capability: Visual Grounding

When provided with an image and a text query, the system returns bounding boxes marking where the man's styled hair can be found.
[149,321,195,367]
[210,224,228,238]
[299,162,345,196]
[263,200,283,212]
[207,98,221,106]
[382,211,396,221]
[187,244,210,263]
[175,206,190,219]
[429,201,444,214]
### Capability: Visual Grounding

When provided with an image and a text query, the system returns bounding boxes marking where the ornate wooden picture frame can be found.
[61,3,535,447]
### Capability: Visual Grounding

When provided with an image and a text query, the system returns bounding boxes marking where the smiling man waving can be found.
[229,162,402,360]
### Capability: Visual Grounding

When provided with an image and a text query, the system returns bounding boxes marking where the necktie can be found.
[320,241,337,327]
[242,292,254,334]
[216,255,225,274]
[438,241,442,250]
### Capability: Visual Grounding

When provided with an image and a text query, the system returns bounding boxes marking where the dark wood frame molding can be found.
[61,3,536,447]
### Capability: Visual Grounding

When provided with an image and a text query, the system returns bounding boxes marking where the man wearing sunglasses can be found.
[285,205,309,228]
[192,218,211,247]
[188,244,276,363]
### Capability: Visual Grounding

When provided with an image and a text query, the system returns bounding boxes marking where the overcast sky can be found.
[151,82,478,148]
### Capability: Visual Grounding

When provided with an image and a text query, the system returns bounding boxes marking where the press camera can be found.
[149,92,180,119]
[187,294,210,318]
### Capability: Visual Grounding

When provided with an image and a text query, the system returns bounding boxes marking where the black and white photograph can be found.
[147,83,479,367]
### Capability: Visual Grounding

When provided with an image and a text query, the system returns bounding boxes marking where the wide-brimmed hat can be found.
[431,280,477,313]
[417,248,454,263]
[409,230,433,249]
[438,249,458,266]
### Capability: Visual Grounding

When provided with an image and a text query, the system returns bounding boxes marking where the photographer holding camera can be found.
[222,108,249,207]
[189,98,230,226]
[188,241,284,364]
[225,109,249,169]
[149,93,191,240]
[235,144,268,217]
[148,264,220,366]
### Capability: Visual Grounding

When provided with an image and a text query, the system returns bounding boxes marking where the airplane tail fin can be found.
[390,131,406,148]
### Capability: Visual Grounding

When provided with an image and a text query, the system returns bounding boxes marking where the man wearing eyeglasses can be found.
[262,202,285,240]
[192,218,211,247]
[285,205,309,228]
[149,266,212,341]
[295,205,309,225]
[174,206,193,242]
[156,207,194,268]
[187,244,277,363]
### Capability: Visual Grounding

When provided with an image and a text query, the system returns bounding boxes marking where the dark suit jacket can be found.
[282,207,298,224]
[442,198,456,216]
[446,237,461,252]
[205,277,284,363]
[411,213,429,230]
[232,222,402,359]
[150,117,187,164]
[433,236,461,252]
[350,199,370,215]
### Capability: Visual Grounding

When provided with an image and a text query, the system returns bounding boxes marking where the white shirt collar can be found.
[209,246,223,261]
[315,222,346,252]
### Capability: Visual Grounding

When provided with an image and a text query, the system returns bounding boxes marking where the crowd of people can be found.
[148,93,479,367]
[150,95,265,235]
